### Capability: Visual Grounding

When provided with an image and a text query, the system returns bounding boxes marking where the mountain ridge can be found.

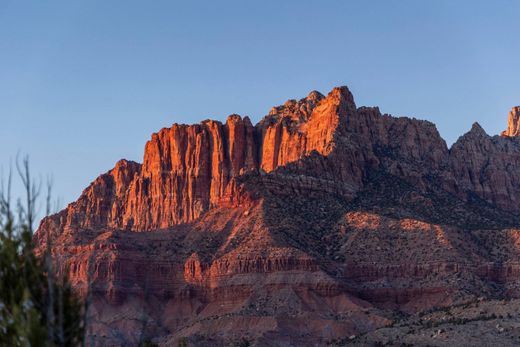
[36,86,520,346]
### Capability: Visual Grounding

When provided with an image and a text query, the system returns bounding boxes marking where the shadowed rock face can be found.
[36,88,520,346]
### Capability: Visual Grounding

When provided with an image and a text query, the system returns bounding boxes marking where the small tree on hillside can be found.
[0,156,85,346]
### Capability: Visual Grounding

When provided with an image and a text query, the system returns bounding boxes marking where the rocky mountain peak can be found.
[35,86,520,346]
[329,85,355,103]
[501,106,520,137]
[39,87,520,235]
[469,122,488,137]
[306,90,324,103]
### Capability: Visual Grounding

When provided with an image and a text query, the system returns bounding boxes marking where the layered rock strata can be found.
[35,87,520,346]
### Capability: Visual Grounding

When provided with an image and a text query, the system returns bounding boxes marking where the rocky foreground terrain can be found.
[36,86,520,346]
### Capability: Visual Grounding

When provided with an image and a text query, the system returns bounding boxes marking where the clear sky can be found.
[1,0,519,222]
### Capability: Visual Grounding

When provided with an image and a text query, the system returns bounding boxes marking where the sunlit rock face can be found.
[501,106,520,137]
[38,87,358,233]
[35,87,520,346]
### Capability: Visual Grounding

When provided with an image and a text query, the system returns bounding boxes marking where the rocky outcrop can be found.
[256,88,354,172]
[35,159,141,241]
[40,89,520,237]
[501,106,520,137]
[450,122,520,211]
[40,87,358,232]
[35,86,520,346]
[121,116,258,229]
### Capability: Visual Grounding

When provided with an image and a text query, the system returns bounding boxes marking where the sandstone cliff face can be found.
[450,122,520,211]
[40,90,520,237]
[256,87,354,172]
[501,106,520,137]
[35,87,520,346]
[119,87,357,230]
[36,159,141,241]
[121,116,258,230]
[42,87,358,232]
[340,106,451,191]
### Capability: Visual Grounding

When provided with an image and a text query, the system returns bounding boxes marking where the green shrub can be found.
[0,158,85,346]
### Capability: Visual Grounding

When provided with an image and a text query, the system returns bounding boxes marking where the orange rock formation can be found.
[35,88,520,346]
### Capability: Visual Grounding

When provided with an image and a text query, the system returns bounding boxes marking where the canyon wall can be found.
[40,87,520,237]
[35,86,520,346]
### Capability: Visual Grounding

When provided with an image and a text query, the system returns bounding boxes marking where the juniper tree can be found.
[0,156,85,346]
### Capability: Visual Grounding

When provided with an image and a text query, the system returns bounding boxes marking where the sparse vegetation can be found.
[0,156,85,346]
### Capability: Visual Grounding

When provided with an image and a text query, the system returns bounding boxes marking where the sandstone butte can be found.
[35,86,520,346]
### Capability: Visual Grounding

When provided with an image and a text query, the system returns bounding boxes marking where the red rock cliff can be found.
[501,106,520,137]
[42,87,358,232]
[35,87,520,346]
[38,88,520,236]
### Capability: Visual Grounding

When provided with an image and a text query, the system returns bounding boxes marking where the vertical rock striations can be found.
[256,87,355,172]
[121,116,258,230]
[501,106,520,137]
[37,88,520,236]
[41,87,359,233]
[450,122,520,210]
[34,87,520,346]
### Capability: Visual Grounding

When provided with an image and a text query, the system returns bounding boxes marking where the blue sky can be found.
[1,0,519,221]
